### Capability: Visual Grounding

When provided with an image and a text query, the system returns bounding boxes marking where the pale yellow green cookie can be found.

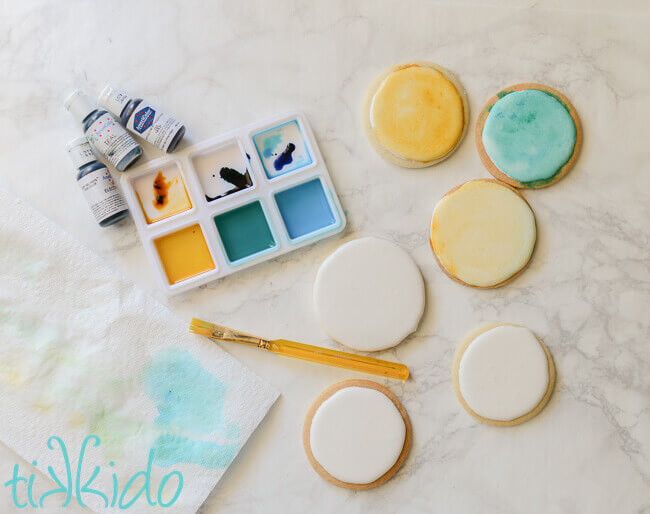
[430,179,536,288]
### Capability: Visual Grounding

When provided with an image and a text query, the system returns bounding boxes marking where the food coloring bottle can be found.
[65,136,129,227]
[64,90,142,171]
[98,85,186,153]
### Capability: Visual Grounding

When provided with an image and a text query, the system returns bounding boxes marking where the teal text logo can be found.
[4,435,183,509]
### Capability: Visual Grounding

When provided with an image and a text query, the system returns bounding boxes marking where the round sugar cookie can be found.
[452,323,555,426]
[476,83,582,189]
[429,179,536,288]
[363,61,469,168]
[313,237,425,352]
[303,380,411,489]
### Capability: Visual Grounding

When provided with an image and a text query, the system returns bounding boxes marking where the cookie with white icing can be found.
[303,380,411,489]
[452,323,555,426]
[313,237,425,352]
[363,61,469,168]
[476,83,582,189]
[429,179,536,288]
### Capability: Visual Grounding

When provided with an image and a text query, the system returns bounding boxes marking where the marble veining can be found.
[0,1,648,513]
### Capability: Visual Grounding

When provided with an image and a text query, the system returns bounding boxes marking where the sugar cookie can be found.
[429,179,536,288]
[363,61,469,168]
[452,323,555,426]
[476,83,582,189]
[313,237,425,352]
[303,380,411,489]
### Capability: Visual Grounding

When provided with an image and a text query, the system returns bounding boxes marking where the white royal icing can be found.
[313,237,425,351]
[459,325,549,421]
[309,386,406,484]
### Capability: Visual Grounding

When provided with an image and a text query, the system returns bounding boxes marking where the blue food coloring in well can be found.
[482,90,576,184]
[144,349,240,469]
[274,178,337,240]
[252,120,313,178]
[273,143,295,171]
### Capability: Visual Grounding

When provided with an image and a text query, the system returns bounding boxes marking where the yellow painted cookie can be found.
[363,61,468,167]
[430,179,536,288]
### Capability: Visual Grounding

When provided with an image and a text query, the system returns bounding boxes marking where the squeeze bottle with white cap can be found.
[64,90,142,172]
[65,137,129,227]
[98,86,186,153]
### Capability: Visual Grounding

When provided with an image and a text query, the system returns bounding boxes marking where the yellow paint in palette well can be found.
[154,224,215,285]
[370,65,464,162]
[135,168,192,224]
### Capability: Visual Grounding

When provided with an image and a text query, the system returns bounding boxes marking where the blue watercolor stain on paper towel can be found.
[151,434,237,469]
[144,349,240,469]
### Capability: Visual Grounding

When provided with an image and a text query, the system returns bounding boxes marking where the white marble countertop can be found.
[0,1,648,512]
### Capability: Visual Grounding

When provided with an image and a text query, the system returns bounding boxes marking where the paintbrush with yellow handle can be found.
[189,318,410,381]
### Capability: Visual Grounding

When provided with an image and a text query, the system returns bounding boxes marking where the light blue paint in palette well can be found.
[214,200,277,264]
[252,120,313,178]
[144,349,240,469]
[274,178,338,241]
[482,90,576,184]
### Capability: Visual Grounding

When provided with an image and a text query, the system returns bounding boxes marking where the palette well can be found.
[154,224,215,284]
[253,119,313,178]
[213,200,277,264]
[134,162,193,224]
[274,177,337,241]
[190,139,254,202]
[121,111,346,294]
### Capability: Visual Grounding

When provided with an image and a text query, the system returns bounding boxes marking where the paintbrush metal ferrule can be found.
[208,323,271,350]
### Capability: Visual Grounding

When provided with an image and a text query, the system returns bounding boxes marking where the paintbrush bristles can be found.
[189,320,264,348]
[189,318,216,337]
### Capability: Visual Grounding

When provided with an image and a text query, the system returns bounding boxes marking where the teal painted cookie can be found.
[482,90,576,184]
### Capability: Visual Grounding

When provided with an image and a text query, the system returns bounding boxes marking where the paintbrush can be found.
[189,318,410,381]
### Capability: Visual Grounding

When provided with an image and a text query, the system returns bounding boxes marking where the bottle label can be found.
[78,167,128,224]
[85,112,140,168]
[99,85,131,116]
[126,102,183,152]
[67,140,95,169]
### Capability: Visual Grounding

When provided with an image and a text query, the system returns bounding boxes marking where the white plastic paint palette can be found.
[121,111,346,295]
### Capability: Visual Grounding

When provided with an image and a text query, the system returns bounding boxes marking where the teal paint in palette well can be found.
[274,178,337,240]
[482,90,576,184]
[144,349,240,469]
[214,201,277,263]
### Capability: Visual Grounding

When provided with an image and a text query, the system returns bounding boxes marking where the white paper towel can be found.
[0,186,279,513]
